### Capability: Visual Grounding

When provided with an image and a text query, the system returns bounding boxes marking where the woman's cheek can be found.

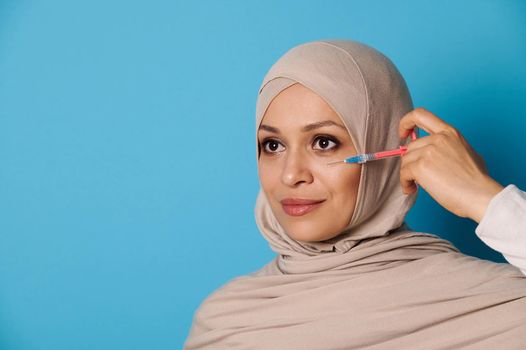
[258,160,277,190]
[322,164,361,205]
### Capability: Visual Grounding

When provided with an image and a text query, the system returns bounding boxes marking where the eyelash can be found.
[260,135,341,155]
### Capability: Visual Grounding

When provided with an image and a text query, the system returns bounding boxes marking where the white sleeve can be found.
[475,184,526,276]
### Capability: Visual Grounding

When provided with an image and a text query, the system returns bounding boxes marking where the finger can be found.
[400,163,418,195]
[399,107,454,138]
[405,132,455,154]
[404,134,434,153]
[399,151,421,195]
[401,144,424,163]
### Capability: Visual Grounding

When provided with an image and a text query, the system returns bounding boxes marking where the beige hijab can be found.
[185,40,526,349]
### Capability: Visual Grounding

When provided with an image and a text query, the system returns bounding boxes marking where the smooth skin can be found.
[399,107,504,223]
[257,83,361,242]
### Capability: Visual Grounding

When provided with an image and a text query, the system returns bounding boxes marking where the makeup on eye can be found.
[259,134,341,155]
[312,135,340,151]
[261,138,285,154]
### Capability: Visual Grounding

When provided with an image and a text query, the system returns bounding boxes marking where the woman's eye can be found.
[313,136,339,151]
[262,139,285,153]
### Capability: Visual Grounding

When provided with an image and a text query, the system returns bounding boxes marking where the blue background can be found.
[1,0,525,348]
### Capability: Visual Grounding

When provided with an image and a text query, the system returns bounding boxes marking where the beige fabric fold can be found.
[184,40,526,349]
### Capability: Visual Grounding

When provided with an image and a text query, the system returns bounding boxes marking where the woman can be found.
[184,40,526,349]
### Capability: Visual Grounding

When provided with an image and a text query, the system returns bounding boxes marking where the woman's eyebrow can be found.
[302,120,346,132]
[258,120,346,134]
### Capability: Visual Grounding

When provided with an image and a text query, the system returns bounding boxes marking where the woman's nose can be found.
[280,150,314,187]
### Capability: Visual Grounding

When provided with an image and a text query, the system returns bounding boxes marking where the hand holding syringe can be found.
[328,108,504,224]
[327,129,418,165]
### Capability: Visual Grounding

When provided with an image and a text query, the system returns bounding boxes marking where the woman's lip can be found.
[280,198,325,205]
[280,198,326,217]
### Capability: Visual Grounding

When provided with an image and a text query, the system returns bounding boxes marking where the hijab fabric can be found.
[184,40,526,349]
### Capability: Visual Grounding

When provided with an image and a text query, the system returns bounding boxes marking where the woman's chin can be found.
[284,223,339,243]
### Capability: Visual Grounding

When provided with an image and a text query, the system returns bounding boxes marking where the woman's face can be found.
[257,83,361,242]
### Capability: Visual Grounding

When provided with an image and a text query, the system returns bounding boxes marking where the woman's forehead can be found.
[260,84,344,128]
